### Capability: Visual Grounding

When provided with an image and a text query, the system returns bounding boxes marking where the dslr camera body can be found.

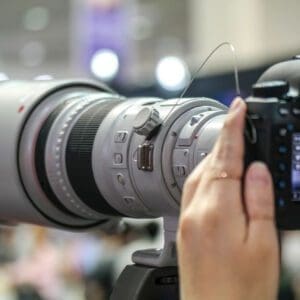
[247,57,300,229]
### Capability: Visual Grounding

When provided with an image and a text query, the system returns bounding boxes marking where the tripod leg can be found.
[110,264,179,300]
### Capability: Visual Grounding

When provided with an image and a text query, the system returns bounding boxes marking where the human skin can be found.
[177,97,279,300]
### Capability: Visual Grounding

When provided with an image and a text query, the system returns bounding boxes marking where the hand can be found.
[177,98,279,300]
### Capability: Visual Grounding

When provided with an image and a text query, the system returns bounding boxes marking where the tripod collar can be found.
[132,216,178,267]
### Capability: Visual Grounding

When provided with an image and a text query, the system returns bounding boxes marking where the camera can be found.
[1,57,300,299]
[0,57,299,237]
[246,57,300,229]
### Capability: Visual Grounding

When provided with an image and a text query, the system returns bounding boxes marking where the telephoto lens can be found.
[0,79,227,230]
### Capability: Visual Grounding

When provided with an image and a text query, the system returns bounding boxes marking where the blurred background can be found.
[0,0,300,299]
[1,0,300,101]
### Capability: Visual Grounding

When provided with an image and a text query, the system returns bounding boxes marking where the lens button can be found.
[277,180,286,189]
[278,106,289,116]
[279,128,287,137]
[190,115,201,126]
[277,198,285,208]
[278,162,286,172]
[114,131,128,143]
[114,153,123,164]
[173,165,187,177]
[292,108,300,117]
[278,145,288,154]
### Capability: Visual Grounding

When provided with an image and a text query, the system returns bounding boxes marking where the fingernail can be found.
[229,97,243,113]
[248,162,269,184]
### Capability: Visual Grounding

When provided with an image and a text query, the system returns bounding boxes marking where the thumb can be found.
[244,162,276,243]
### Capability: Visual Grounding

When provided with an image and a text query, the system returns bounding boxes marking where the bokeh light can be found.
[34,75,54,81]
[20,42,46,68]
[23,6,50,32]
[0,73,9,81]
[155,56,190,91]
[90,49,119,81]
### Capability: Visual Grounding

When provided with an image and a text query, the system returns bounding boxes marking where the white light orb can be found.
[90,49,119,81]
[156,56,190,91]
[0,73,9,81]
[34,74,53,81]
[20,41,46,67]
[23,6,49,31]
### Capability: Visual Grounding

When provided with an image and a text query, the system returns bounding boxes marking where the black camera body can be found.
[246,57,300,229]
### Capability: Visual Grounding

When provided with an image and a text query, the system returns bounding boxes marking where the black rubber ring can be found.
[66,100,124,216]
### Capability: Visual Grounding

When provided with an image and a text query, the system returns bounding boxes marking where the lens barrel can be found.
[0,79,227,229]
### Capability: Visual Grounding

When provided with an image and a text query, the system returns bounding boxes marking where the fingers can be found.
[181,154,211,211]
[209,97,246,180]
[192,98,247,215]
[181,97,247,222]
[244,162,276,243]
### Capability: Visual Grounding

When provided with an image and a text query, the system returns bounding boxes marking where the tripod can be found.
[110,217,179,300]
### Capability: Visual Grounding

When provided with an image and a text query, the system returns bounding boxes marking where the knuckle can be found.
[178,206,222,248]
[182,181,192,198]
[184,175,195,188]
[178,212,198,242]
[178,209,219,242]
[184,173,200,189]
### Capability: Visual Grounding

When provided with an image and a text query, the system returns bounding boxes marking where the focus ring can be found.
[46,95,109,219]
[66,99,123,216]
